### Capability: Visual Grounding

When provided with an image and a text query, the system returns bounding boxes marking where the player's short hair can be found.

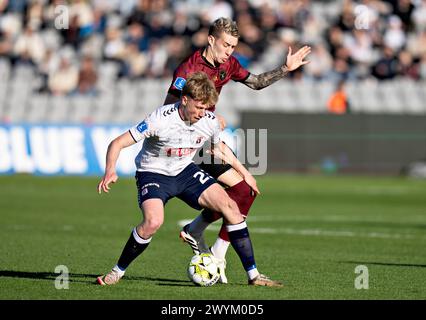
[182,72,218,106]
[209,17,239,38]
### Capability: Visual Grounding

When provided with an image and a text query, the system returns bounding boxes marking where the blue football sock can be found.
[226,221,257,272]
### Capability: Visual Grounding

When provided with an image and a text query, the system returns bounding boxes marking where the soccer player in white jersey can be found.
[96,72,282,287]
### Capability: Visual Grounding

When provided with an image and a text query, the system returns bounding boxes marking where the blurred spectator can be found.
[327,80,350,114]
[407,29,426,59]
[70,0,96,39]
[388,0,415,31]
[13,23,46,66]
[170,9,196,37]
[103,27,126,61]
[0,28,13,59]
[164,36,190,76]
[205,0,234,22]
[237,12,264,61]
[412,0,426,32]
[125,22,149,52]
[146,39,168,78]
[372,46,398,79]
[26,0,44,31]
[119,42,148,79]
[5,0,26,13]
[336,0,355,32]
[326,26,345,59]
[37,48,60,93]
[329,57,355,82]
[77,55,98,95]
[191,27,209,50]
[383,15,406,51]
[304,43,333,81]
[345,29,375,66]
[1,0,426,90]
[48,56,79,96]
[396,50,419,80]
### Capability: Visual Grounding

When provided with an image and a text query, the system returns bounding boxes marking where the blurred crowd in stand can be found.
[1,0,426,96]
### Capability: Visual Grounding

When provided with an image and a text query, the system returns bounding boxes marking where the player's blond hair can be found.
[182,72,218,106]
[209,17,239,38]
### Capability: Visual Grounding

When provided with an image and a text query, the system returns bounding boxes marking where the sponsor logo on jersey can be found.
[136,121,148,133]
[174,77,186,90]
[166,147,196,157]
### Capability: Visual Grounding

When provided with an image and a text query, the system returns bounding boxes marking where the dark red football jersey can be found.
[167,49,250,111]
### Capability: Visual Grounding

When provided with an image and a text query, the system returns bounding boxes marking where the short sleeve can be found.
[167,63,189,98]
[231,57,250,82]
[129,110,161,142]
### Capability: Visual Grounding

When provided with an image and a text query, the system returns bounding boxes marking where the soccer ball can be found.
[187,253,220,286]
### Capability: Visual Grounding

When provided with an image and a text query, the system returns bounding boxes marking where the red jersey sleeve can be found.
[230,56,250,82]
[167,62,191,99]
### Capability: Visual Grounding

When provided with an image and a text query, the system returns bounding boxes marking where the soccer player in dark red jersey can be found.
[165,17,311,284]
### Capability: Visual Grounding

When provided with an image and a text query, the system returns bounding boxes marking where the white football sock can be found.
[210,237,230,260]
[112,265,126,276]
[247,268,260,280]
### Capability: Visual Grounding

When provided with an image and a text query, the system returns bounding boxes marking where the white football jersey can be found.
[129,103,221,176]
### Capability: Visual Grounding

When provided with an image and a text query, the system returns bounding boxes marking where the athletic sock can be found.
[247,268,260,280]
[226,221,257,274]
[185,213,211,253]
[210,237,230,260]
[116,227,152,271]
[187,213,211,238]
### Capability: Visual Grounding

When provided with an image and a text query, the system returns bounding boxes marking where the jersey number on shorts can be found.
[193,171,211,184]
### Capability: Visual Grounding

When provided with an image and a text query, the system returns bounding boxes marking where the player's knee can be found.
[222,197,243,221]
[144,216,163,234]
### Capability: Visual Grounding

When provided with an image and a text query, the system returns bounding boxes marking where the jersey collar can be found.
[201,48,219,68]
[177,102,196,129]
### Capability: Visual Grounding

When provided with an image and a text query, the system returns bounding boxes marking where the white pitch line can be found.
[177,220,423,240]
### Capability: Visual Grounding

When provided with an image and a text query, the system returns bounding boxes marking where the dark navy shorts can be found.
[135,163,217,210]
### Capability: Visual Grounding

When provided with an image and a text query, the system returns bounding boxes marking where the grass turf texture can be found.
[0,174,425,300]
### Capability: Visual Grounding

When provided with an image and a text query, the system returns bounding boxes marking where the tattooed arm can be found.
[243,46,311,90]
[243,66,289,90]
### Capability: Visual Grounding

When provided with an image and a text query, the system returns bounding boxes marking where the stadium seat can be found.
[69,96,94,123]
[26,94,50,123]
[47,96,71,123]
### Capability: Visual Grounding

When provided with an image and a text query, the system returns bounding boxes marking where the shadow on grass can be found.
[0,270,190,286]
[340,261,426,268]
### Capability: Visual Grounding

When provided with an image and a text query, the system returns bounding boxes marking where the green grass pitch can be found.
[0,174,425,300]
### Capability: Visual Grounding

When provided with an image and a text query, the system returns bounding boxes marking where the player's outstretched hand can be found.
[285,46,311,71]
[244,173,260,196]
[98,171,118,194]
